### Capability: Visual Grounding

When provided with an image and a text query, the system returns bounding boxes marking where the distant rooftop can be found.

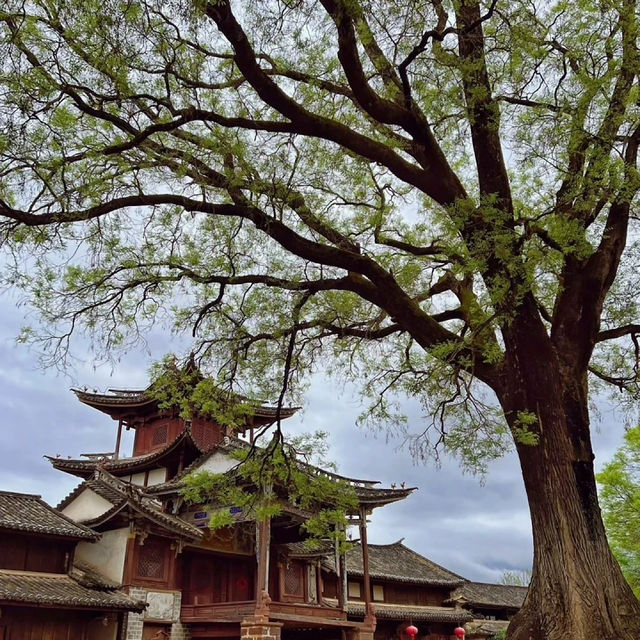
[345,540,465,586]
[448,581,528,609]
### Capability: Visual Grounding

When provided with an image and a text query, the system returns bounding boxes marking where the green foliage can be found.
[597,425,640,598]
[500,569,532,586]
[5,1,640,626]
[1,0,640,547]
[149,355,255,425]
[512,412,540,447]
[182,431,358,551]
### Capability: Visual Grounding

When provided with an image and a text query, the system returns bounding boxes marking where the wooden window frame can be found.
[279,560,306,603]
[347,580,361,599]
[134,537,171,586]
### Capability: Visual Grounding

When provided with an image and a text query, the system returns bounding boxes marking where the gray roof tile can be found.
[0,569,144,611]
[343,601,472,623]
[448,582,528,609]
[0,491,98,540]
[77,471,204,541]
[346,541,465,586]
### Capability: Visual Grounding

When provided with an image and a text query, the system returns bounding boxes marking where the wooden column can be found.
[177,448,185,474]
[359,506,372,616]
[316,559,323,603]
[336,522,347,608]
[115,419,123,459]
[256,517,271,598]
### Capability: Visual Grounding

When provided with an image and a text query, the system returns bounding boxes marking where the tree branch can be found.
[597,324,640,343]
[204,0,467,207]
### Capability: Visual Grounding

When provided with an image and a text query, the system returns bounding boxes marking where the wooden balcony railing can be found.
[181,600,256,622]
[181,599,348,624]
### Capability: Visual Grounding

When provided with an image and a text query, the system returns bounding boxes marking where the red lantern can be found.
[453,628,466,639]
[405,625,418,638]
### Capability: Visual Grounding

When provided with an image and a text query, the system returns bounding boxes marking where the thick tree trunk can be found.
[507,411,640,639]
[497,307,640,640]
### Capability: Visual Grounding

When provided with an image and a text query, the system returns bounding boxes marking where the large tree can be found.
[1,0,640,637]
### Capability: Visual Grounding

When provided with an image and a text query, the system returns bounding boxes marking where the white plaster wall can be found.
[61,488,113,522]
[129,472,146,486]
[75,527,129,584]
[308,565,317,603]
[147,467,167,485]
[198,451,236,474]
[122,468,166,486]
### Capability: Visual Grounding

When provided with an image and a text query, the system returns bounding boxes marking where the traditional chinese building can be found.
[325,542,526,640]
[0,490,144,640]
[447,582,527,639]
[28,370,529,640]
[337,541,473,639]
[49,382,415,640]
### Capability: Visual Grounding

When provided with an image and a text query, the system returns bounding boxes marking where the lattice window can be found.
[138,539,167,579]
[284,562,304,596]
[152,424,168,446]
[192,421,221,450]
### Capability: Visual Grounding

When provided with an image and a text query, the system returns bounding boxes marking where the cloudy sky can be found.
[0,289,628,584]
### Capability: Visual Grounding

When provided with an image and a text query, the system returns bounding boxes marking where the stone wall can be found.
[123,586,190,640]
[124,587,147,640]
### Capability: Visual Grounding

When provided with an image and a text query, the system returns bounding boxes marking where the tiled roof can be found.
[0,491,98,540]
[342,601,472,623]
[278,541,335,558]
[73,388,154,409]
[72,388,299,420]
[353,486,415,506]
[57,476,125,511]
[71,562,121,590]
[146,436,414,508]
[48,427,205,478]
[346,541,465,586]
[76,471,203,541]
[448,582,528,609]
[144,449,222,496]
[0,569,144,611]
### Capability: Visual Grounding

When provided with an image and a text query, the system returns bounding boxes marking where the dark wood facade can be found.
[0,491,143,640]
[0,531,72,574]
[0,607,96,640]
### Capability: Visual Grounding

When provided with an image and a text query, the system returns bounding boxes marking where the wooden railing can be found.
[181,600,256,622]
[271,601,347,621]
[181,599,348,623]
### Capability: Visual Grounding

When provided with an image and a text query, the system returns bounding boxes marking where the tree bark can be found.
[497,303,640,639]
